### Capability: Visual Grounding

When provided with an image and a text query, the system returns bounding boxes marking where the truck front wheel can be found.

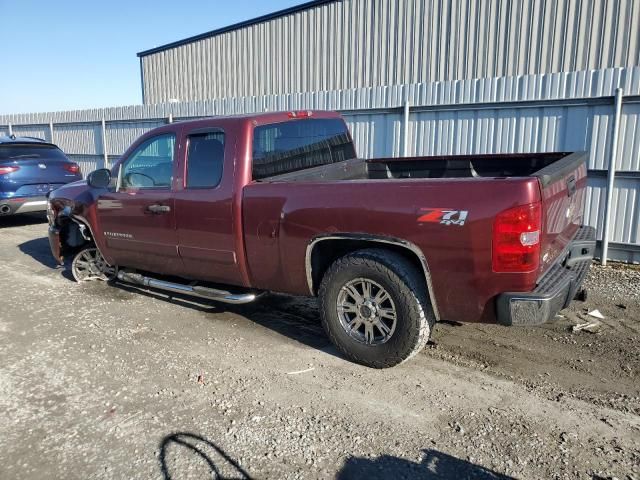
[318,248,435,368]
[71,246,116,283]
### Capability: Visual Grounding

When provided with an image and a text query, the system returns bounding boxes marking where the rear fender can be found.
[305,233,440,320]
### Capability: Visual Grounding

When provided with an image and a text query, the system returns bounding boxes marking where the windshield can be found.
[0,144,68,161]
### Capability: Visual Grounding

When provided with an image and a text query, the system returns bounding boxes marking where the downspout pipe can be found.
[101,118,109,169]
[402,100,410,156]
[601,87,624,266]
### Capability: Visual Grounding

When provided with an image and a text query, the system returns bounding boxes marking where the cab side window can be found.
[119,134,175,190]
[186,131,225,188]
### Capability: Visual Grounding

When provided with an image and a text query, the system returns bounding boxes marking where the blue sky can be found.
[0,0,303,115]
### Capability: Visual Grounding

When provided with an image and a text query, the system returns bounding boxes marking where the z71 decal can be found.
[418,208,469,226]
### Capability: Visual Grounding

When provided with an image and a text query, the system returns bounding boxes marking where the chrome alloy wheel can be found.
[71,248,116,282]
[336,278,397,345]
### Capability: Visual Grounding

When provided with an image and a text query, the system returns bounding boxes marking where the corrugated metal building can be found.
[138,0,640,104]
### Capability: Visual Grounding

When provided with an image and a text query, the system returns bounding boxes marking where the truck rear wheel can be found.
[318,248,435,368]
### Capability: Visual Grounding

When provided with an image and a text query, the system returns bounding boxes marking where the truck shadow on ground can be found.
[337,450,513,479]
[158,432,512,480]
[18,236,61,269]
[17,236,336,355]
[114,280,338,356]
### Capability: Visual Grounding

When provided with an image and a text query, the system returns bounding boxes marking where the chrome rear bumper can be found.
[496,226,596,326]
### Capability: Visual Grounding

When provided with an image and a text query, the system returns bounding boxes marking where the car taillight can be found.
[492,202,542,273]
[0,165,19,175]
[64,163,80,174]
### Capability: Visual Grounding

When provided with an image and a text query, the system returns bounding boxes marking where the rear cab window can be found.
[252,118,356,180]
[186,131,225,189]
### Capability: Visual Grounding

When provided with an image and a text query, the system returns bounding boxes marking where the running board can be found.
[116,271,260,305]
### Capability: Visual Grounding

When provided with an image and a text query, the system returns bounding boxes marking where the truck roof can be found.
[173,110,344,129]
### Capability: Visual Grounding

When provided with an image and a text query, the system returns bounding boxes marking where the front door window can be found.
[118,134,175,190]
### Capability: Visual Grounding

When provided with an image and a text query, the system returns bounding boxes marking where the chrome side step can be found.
[116,271,260,305]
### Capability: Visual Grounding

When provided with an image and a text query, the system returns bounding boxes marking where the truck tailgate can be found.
[535,152,588,276]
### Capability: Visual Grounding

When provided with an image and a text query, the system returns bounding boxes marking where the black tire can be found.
[318,248,435,368]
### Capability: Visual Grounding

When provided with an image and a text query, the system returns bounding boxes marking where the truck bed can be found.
[243,151,588,323]
[256,152,575,183]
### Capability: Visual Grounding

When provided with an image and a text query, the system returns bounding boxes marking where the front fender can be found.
[48,181,110,263]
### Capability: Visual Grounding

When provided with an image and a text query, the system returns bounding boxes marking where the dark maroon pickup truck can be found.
[47,110,595,368]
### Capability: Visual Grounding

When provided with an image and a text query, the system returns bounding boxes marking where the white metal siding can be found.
[9,125,50,142]
[140,0,640,104]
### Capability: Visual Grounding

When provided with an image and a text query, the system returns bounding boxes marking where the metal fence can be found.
[1,66,639,262]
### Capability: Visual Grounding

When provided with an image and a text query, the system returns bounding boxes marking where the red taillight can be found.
[64,163,80,174]
[492,203,542,273]
[287,110,313,118]
[0,166,19,175]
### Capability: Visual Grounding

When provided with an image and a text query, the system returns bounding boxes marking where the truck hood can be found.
[49,179,101,209]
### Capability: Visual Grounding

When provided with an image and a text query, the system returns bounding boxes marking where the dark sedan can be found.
[0,135,82,216]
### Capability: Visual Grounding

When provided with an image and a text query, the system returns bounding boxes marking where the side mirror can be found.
[87,169,112,189]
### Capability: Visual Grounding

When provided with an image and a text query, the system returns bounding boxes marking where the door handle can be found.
[147,204,171,214]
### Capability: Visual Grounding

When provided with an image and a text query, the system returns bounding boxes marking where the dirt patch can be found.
[426,270,640,416]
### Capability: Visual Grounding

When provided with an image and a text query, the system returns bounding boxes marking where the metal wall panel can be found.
[106,120,166,156]
[139,0,640,104]
[405,104,619,165]
[616,102,640,171]
[2,67,639,126]
[585,176,640,245]
[52,124,102,156]
[345,113,403,158]
[9,125,51,142]
[0,67,639,262]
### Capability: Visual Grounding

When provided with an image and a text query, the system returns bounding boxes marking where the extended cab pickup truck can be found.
[47,110,595,368]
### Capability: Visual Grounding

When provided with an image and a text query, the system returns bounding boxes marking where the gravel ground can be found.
[0,214,638,480]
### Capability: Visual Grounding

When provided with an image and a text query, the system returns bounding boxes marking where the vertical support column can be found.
[168,114,174,124]
[601,88,624,266]
[49,121,54,143]
[101,118,109,169]
[8,123,12,136]
[402,100,410,157]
